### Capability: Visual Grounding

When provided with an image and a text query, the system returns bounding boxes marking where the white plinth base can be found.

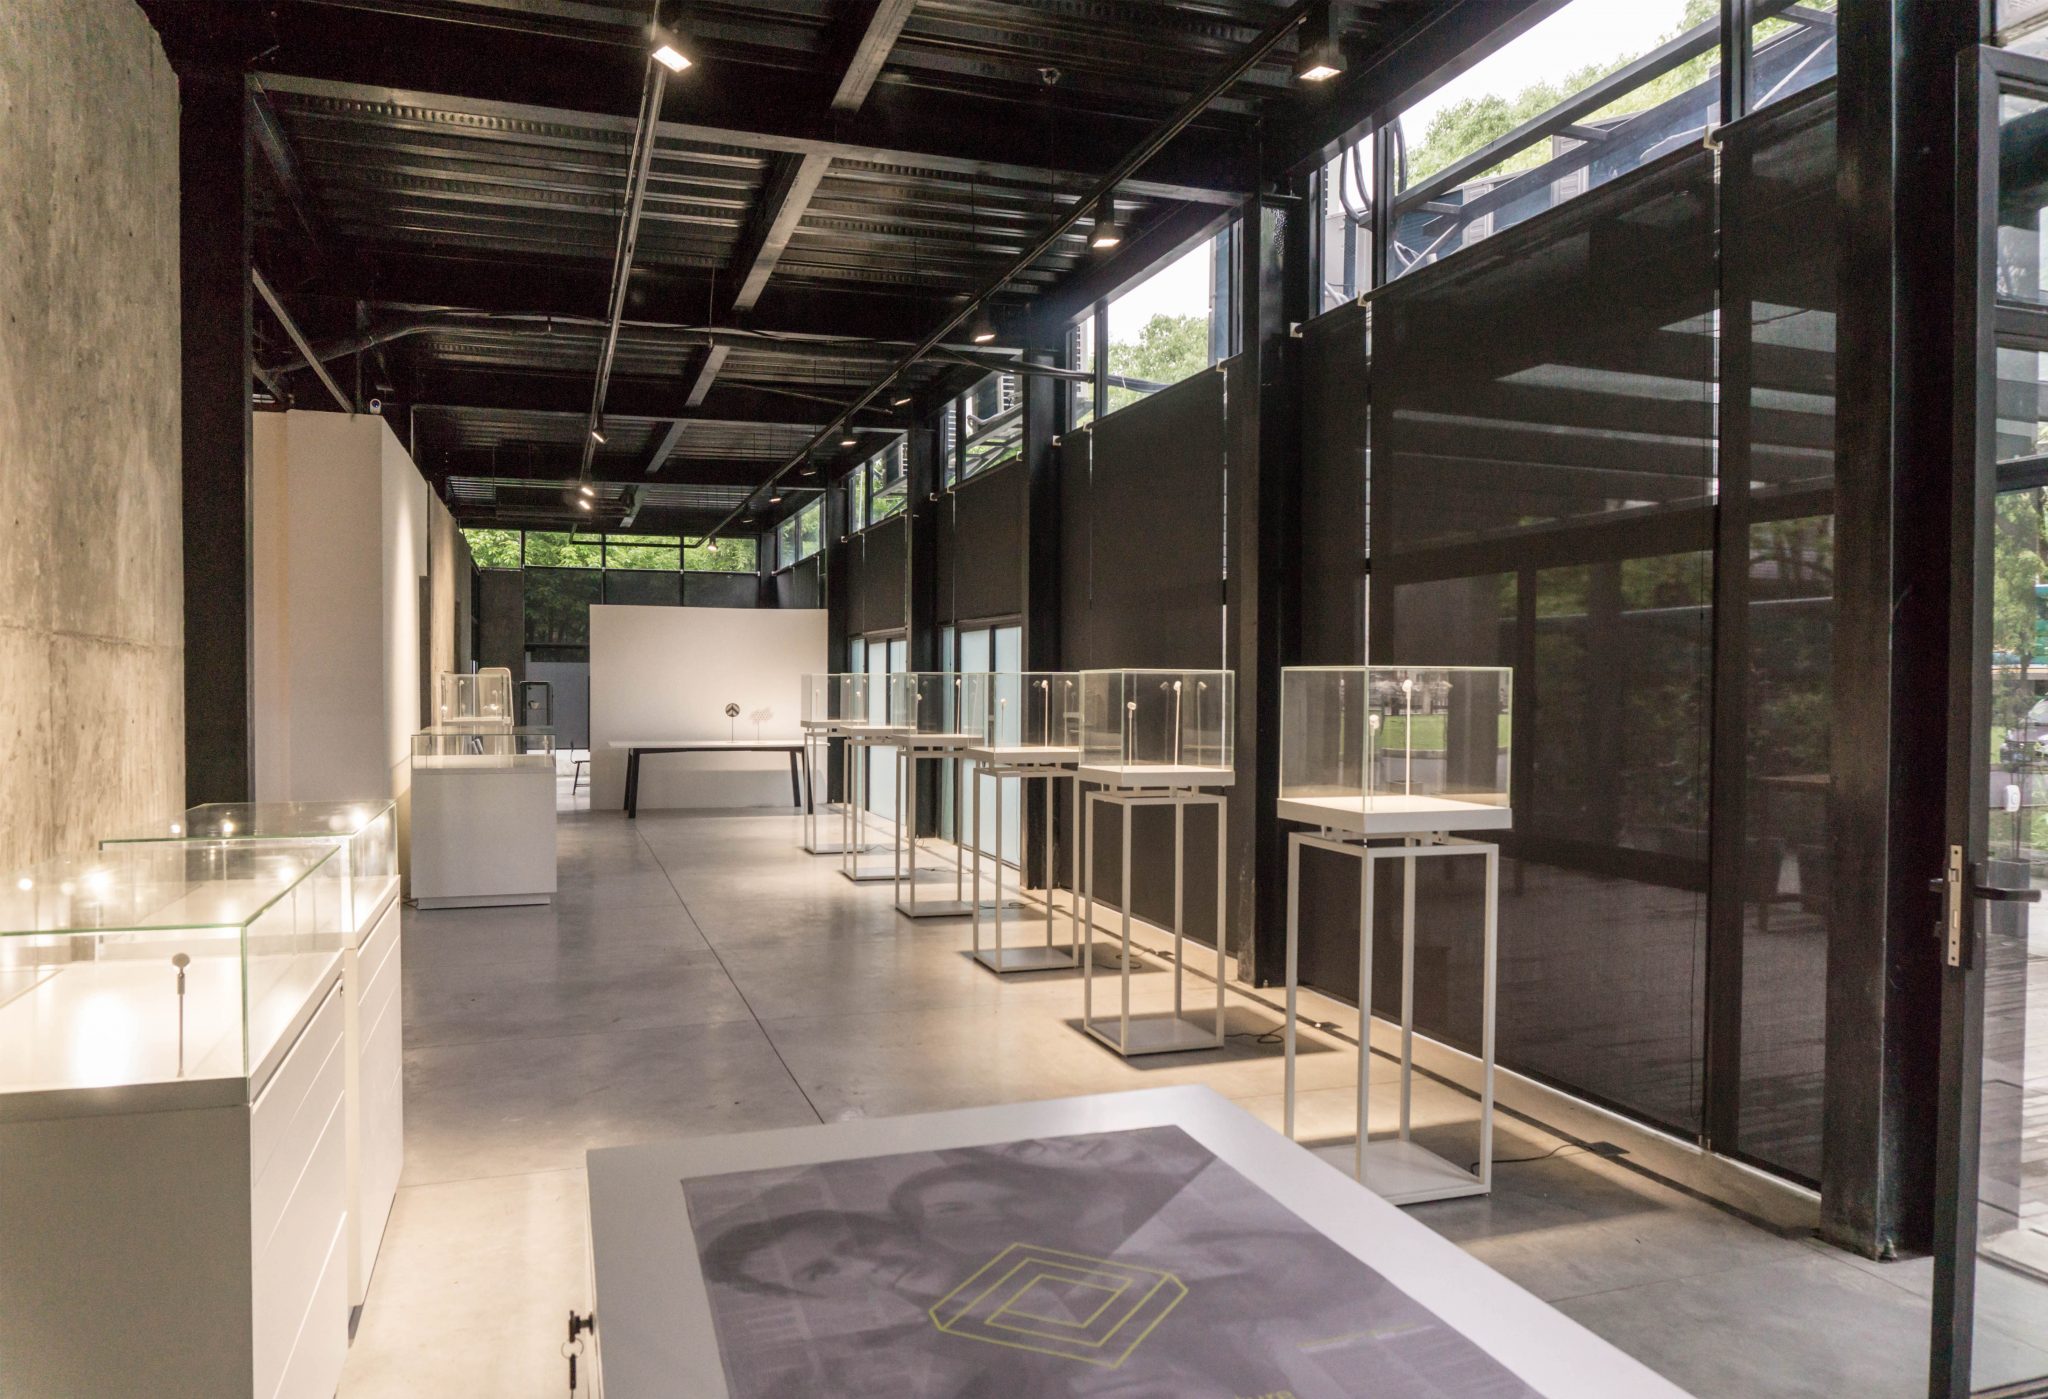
[1309,1137,1489,1205]
[410,763,557,908]
[1083,1012,1226,1057]
[1277,793,1513,836]
[972,944,1080,974]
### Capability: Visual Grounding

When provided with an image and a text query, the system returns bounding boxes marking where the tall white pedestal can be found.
[410,760,558,908]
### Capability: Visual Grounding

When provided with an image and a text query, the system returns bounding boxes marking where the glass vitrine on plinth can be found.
[964,673,1084,973]
[1277,665,1512,1205]
[410,727,559,908]
[890,672,992,918]
[100,801,403,1312]
[435,667,514,728]
[0,844,354,1399]
[1075,669,1234,1057]
[800,674,871,856]
[838,677,908,883]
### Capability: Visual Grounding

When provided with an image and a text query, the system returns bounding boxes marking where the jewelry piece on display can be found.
[172,952,191,1077]
[725,701,741,742]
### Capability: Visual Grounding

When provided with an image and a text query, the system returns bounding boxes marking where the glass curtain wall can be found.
[864,634,907,821]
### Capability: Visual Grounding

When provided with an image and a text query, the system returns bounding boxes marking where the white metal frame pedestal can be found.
[1282,828,1499,1205]
[799,725,853,855]
[967,756,1080,973]
[837,730,910,882]
[1081,785,1227,1056]
[892,734,984,917]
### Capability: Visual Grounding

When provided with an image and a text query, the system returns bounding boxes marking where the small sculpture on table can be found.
[725,701,741,742]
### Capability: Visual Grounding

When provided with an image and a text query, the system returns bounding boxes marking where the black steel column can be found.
[906,420,941,836]
[1227,187,1310,986]
[1021,338,1063,892]
[823,473,852,804]
[179,69,255,805]
[1823,0,1988,1261]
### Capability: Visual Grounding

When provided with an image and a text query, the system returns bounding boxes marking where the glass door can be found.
[1935,45,2048,1397]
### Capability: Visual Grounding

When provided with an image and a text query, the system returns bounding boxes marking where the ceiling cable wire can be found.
[684,0,1317,547]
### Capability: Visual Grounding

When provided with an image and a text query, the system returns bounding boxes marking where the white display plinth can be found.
[964,745,1081,974]
[1077,762,1236,789]
[1081,784,1228,1057]
[1282,827,1501,1206]
[409,757,558,908]
[0,979,349,1399]
[838,729,908,882]
[892,733,983,919]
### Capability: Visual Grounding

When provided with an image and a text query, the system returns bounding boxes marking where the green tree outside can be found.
[1106,312,1211,413]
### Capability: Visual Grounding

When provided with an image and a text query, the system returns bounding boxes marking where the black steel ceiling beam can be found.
[689,0,1316,546]
[425,453,786,487]
[730,152,833,312]
[829,0,918,112]
[248,85,331,268]
[359,250,959,338]
[642,419,688,475]
[1034,200,1240,329]
[682,345,730,408]
[250,54,1248,206]
[582,31,668,480]
[413,371,896,423]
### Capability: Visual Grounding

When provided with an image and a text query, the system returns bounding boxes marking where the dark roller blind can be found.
[1300,302,1371,664]
[1082,368,1227,667]
[853,516,907,635]
[686,572,759,609]
[1345,147,1719,1140]
[1719,87,1837,1185]
[1057,370,1230,947]
[776,556,822,609]
[938,459,1025,623]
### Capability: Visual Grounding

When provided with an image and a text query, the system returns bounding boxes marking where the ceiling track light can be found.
[651,22,692,73]
[968,305,998,346]
[839,433,859,448]
[1295,0,1346,83]
[590,426,606,444]
[1089,194,1124,250]
[579,482,596,498]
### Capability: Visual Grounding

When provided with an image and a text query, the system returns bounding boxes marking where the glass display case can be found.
[1278,665,1513,833]
[800,673,873,729]
[982,672,1082,753]
[1077,669,1235,784]
[0,842,348,1095]
[411,726,557,769]
[101,801,399,938]
[886,671,988,740]
[434,667,515,728]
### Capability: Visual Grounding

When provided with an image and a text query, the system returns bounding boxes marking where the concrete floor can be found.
[339,807,2048,1398]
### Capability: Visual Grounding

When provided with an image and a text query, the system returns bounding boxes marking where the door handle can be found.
[1972,883,2041,903]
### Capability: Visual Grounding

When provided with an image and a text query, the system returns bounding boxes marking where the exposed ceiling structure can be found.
[157,0,1542,536]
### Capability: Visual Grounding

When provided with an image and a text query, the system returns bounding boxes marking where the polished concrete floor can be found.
[339,807,2048,1398]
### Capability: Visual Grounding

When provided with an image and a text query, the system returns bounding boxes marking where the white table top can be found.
[1076,762,1237,789]
[963,745,1080,767]
[586,1086,1688,1399]
[1277,793,1514,836]
[608,738,804,751]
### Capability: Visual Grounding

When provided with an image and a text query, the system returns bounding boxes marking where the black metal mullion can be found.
[1722,0,1754,122]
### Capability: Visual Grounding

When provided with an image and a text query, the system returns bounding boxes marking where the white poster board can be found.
[588,605,828,811]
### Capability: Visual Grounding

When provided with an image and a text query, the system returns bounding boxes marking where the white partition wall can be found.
[589,606,828,811]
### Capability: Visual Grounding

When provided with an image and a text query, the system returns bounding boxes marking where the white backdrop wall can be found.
[252,412,442,875]
[589,606,826,811]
